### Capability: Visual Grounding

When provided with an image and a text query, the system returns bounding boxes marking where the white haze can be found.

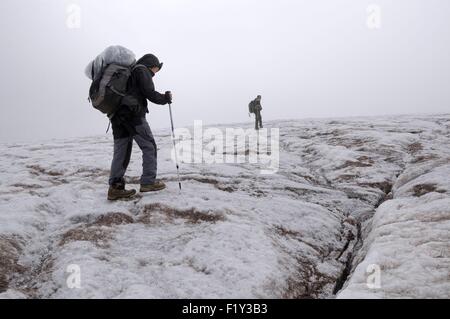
[0,0,449,142]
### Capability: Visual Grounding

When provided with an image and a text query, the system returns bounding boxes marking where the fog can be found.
[0,0,449,142]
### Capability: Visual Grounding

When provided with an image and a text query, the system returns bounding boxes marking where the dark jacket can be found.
[120,66,168,119]
[111,54,168,138]
[250,99,262,112]
[118,52,168,120]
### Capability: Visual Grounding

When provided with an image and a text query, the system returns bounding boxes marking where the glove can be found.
[165,91,172,104]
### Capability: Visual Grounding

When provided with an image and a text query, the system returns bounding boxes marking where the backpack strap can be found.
[91,62,95,80]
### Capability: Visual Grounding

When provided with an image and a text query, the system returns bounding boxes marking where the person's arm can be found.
[136,68,169,105]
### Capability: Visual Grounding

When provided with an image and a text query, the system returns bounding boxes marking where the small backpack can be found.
[248,101,255,114]
[88,63,134,119]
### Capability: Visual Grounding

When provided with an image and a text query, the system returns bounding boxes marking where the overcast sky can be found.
[0,0,449,142]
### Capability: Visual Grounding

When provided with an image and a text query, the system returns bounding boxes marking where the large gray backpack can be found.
[88,63,136,119]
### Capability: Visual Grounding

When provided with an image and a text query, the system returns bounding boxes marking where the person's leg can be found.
[255,111,261,130]
[259,112,263,128]
[109,118,134,185]
[109,137,133,185]
[133,118,158,185]
[133,118,166,192]
[108,119,136,200]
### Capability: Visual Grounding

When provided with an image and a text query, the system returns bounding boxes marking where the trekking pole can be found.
[168,103,182,191]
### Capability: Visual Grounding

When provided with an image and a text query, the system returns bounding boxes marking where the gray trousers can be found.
[109,118,157,185]
[255,111,263,129]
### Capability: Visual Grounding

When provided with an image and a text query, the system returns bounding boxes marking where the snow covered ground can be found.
[0,114,449,299]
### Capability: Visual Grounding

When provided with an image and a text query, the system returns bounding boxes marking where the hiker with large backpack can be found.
[86,47,172,200]
[248,95,263,130]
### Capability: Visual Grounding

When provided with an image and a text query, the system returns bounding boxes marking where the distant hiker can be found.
[86,48,172,200]
[248,95,263,130]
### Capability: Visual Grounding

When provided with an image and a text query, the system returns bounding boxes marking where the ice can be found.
[0,114,449,298]
[337,163,450,299]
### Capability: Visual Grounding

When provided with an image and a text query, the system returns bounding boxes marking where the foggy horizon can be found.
[1,0,449,143]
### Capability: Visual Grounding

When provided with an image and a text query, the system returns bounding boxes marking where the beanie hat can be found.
[136,54,163,70]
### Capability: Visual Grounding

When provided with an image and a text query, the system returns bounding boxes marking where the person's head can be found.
[137,53,163,75]
[256,95,262,100]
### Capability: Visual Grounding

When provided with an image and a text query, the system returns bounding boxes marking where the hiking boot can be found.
[140,180,166,192]
[107,183,136,200]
